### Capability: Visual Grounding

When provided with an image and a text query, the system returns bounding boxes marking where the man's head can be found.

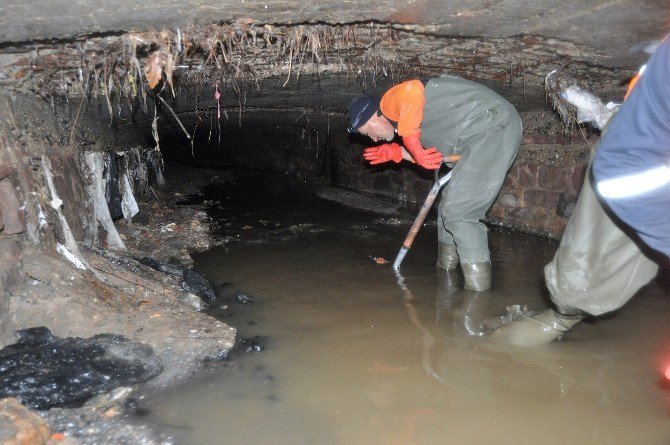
[347,95,395,142]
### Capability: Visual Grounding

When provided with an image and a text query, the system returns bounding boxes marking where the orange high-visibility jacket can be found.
[379,80,424,137]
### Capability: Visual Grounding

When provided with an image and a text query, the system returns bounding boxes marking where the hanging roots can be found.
[22,22,410,104]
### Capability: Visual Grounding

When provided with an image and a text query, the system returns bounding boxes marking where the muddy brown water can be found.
[138,172,670,445]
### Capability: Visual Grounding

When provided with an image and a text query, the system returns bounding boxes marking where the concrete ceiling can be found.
[1,0,668,68]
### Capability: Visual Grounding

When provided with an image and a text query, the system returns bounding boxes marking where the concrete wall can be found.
[343,116,593,238]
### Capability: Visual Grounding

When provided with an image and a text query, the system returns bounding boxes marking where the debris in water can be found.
[236,291,254,304]
[235,336,264,353]
[370,256,389,265]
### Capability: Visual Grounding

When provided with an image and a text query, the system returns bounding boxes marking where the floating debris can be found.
[370,256,389,265]
[236,337,264,353]
[236,292,254,304]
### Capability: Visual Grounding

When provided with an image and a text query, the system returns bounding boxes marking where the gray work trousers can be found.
[422,75,522,262]
[544,147,659,316]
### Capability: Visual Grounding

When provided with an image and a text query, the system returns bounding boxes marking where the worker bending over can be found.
[348,75,522,291]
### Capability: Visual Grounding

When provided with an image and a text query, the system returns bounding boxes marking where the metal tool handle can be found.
[392,170,452,270]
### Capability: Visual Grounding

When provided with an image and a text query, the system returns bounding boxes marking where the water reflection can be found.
[394,269,444,384]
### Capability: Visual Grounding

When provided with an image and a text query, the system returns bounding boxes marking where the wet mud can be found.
[0,327,162,410]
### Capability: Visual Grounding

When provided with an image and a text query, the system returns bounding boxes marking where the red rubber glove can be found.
[401,132,443,170]
[363,143,403,165]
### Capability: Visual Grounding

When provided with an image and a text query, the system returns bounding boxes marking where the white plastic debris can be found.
[37,204,48,229]
[56,243,87,270]
[605,101,621,111]
[161,223,176,233]
[49,196,63,210]
[85,152,126,251]
[561,85,615,129]
[120,173,140,221]
[42,155,108,279]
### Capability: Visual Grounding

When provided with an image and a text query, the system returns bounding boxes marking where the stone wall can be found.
[488,141,591,236]
[331,111,596,239]
[155,105,595,239]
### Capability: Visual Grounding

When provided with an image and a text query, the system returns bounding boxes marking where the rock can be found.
[0,178,25,234]
[0,397,51,444]
[180,270,217,304]
[177,292,207,312]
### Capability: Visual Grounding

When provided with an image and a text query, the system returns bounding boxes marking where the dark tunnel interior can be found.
[2,5,670,443]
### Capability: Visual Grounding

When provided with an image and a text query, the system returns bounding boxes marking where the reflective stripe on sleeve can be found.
[596,165,670,199]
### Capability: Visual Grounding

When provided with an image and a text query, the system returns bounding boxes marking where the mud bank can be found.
[0,87,235,444]
[1,161,237,444]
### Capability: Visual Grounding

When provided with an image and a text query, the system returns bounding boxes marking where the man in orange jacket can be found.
[348,76,522,290]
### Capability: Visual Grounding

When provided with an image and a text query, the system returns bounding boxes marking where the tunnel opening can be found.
[1,13,669,444]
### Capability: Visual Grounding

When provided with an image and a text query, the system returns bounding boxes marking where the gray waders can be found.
[545,146,659,316]
[493,144,659,347]
[421,75,522,290]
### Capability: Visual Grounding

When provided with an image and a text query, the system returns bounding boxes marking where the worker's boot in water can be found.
[436,243,459,270]
[492,309,584,347]
[461,260,491,291]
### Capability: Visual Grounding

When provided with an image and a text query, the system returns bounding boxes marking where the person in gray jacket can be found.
[494,36,669,347]
[348,75,522,290]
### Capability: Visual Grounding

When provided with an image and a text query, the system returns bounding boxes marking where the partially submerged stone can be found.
[180,269,217,304]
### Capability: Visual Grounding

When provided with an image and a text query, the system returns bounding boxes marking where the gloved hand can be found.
[401,132,443,170]
[363,143,403,165]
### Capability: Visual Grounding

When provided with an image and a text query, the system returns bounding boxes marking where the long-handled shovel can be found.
[392,168,452,271]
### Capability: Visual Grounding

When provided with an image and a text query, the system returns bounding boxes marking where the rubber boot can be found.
[461,260,491,291]
[492,309,584,347]
[436,243,459,270]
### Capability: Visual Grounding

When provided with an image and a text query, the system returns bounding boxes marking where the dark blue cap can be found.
[347,95,379,133]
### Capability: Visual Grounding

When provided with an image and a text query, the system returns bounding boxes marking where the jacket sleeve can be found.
[592,36,670,258]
